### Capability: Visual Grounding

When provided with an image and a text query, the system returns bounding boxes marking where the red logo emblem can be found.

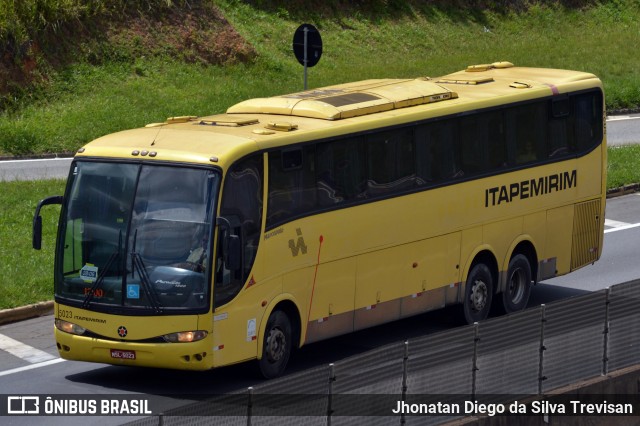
[117,326,128,338]
[246,275,257,289]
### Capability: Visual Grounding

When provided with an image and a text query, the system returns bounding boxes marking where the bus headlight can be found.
[162,330,208,343]
[55,319,87,336]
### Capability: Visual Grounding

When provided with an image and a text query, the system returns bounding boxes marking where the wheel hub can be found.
[266,328,286,362]
[508,269,525,304]
[470,280,488,312]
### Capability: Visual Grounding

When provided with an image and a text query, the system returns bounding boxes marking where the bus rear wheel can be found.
[258,310,292,379]
[502,254,532,313]
[463,263,493,324]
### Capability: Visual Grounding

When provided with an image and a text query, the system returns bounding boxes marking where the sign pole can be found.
[303,26,308,90]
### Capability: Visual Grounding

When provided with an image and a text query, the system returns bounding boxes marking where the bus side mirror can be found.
[33,216,43,250]
[33,195,63,250]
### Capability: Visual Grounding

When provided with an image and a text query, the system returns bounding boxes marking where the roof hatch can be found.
[226,78,458,120]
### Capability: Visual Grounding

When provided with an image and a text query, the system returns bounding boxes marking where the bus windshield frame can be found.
[54,160,220,316]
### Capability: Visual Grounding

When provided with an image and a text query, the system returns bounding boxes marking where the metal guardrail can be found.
[126,279,640,426]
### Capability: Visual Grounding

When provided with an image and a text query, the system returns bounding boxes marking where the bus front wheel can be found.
[502,254,532,313]
[258,310,292,379]
[463,263,493,324]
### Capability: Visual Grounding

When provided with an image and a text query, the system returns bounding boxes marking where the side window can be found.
[508,102,546,165]
[456,115,485,176]
[573,91,603,153]
[316,137,366,206]
[416,119,458,183]
[486,110,507,170]
[365,128,416,197]
[267,146,316,227]
[548,96,575,158]
[216,154,264,307]
[453,111,505,177]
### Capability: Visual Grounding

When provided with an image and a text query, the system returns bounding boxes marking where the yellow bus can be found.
[33,61,605,378]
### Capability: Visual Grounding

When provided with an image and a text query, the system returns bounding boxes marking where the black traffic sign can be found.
[292,23,323,68]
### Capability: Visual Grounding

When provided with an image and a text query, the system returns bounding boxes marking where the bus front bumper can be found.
[55,329,214,371]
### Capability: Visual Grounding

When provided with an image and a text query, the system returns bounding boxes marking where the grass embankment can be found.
[0,1,639,155]
[608,145,640,189]
[0,179,63,309]
[1,1,640,309]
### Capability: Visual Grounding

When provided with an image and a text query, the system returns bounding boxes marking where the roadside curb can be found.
[607,183,640,198]
[0,301,54,326]
[0,152,74,162]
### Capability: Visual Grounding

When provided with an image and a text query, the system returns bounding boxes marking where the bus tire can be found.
[502,254,532,313]
[258,310,292,379]
[463,263,493,324]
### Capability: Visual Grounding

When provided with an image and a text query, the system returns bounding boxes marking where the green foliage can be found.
[0,0,638,157]
[0,179,65,308]
[0,0,193,42]
[216,0,640,106]
[0,123,45,155]
[608,145,640,189]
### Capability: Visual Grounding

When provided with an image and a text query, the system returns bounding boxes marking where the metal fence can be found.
[126,279,640,426]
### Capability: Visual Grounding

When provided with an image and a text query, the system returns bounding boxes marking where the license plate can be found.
[110,349,136,360]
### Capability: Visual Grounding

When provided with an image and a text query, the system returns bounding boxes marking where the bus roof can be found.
[76,62,601,168]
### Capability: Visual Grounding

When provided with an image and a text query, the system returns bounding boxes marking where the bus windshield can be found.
[55,161,219,314]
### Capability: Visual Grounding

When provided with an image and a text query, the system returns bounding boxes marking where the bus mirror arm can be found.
[32,195,63,250]
[216,217,242,272]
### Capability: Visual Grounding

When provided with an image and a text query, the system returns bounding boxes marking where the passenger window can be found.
[486,111,507,170]
[365,128,416,197]
[268,146,316,226]
[508,102,546,165]
[457,115,484,176]
[574,92,603,153]
[316,137,366,204]
[416,120,458,182]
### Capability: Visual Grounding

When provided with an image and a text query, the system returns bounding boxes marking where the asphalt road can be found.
[0,193,639,425]
[608,114,640,146]
[0,157,71,182]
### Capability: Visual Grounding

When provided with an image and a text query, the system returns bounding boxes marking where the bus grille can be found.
[571,199,601,270]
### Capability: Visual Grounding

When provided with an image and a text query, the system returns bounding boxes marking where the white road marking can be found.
[605,219,632,228]
[0,333,57,364]
[604,223,640,234]
[0,358,65,377]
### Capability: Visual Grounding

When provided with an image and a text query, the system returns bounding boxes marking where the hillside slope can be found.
[0,0,638,155]
[0,1,255,102]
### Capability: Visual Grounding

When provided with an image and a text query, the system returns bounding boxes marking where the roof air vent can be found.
[227,79,458,120]
[466,61,514,72]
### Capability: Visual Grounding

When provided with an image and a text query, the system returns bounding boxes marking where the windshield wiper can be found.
[130,253,163,314]
[130,229,163,313]
[82,230,122,309]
